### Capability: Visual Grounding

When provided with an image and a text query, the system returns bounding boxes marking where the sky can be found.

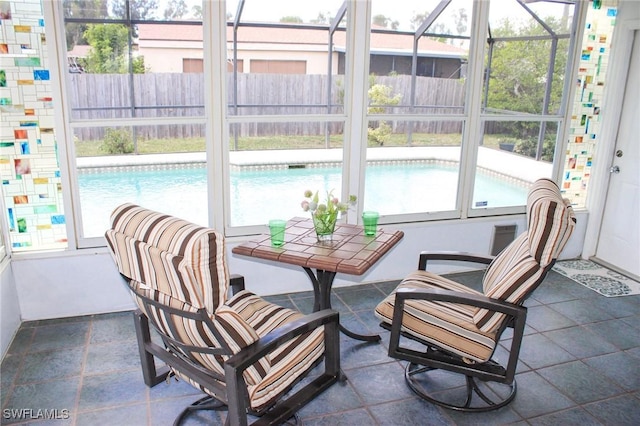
[151,0,576,31]
[226,0,459,30]
[223,0,573,32]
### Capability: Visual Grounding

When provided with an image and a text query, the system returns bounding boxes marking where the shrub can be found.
[514,137,555,162]
[368,122,393,146]
[367,83,402,146]
[100,128,134,154]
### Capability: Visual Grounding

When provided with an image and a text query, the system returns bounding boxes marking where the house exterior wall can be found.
[138,41,203,73]
[138,41,337,75]
[134,24,465,75]
[237,49,334,75]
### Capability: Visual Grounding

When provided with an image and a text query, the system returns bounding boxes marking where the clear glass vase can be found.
[312,213,337,243]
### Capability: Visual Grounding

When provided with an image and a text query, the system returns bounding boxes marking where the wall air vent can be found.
[491,225,517,256]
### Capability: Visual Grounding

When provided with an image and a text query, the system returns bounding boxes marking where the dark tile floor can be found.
[2,270,640,425]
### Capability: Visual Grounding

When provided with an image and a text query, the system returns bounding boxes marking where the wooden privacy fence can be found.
[69,73,465,141]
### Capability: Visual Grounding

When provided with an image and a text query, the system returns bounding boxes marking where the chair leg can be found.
[404,362,517,412]
[133,310,170,387]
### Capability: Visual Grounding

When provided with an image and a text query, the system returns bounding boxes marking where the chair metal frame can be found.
[382,252,554,412]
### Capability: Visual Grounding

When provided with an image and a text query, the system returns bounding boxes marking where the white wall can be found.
[1,259,22,358]
[11,251,135,321]
[11,212,587,321]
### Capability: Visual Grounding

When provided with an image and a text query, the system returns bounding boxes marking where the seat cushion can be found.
[375,271,497,363]
[129,282,270,387]
[247,327,325,412]
[225,291,326,411]
[132,286,325,412]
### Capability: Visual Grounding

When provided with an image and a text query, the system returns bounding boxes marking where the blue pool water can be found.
[78,164,527,238]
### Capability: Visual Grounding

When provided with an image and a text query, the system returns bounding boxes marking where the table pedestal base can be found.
[303,267,381,342]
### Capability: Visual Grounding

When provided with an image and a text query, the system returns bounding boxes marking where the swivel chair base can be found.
[404,362,517,412]
[174,395,301,426]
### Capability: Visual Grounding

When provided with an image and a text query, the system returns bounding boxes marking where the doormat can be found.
[552,259,640,297]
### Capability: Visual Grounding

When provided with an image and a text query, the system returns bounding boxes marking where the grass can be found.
[75,133,504,157]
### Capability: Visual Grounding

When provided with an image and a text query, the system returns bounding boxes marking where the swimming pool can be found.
[78,163,528,237]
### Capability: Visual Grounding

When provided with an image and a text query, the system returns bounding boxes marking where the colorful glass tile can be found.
[34,69,49,80]
[51,215,65,225]
[562,4,617,209]
[0,0,67,251]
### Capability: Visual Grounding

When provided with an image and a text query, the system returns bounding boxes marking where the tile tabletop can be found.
[232,217,404,275]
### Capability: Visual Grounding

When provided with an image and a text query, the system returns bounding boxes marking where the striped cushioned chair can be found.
[374,178,576,412]
[105,204,340,426]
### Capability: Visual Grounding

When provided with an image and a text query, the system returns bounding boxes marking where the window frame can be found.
[0,197,8,262]
[49,1,211,248]
[462,0,582,221]
[44,0,586,249]
[221,0,354,235]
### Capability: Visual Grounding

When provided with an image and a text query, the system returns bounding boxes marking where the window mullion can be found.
[205,0,229,233]
[343,0,372,224]
[459,0,491,219]
[552,0,589,182]
[44,0,79,249]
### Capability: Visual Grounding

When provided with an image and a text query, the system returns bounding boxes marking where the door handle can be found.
[610,165,620,174]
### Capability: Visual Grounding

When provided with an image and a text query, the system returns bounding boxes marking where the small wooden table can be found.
[232,217,404,342]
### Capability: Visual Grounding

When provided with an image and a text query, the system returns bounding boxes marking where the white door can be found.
[595,30,640,278]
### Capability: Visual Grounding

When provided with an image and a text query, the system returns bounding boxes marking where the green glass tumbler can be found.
[362,211,379,236]
[268,219,286,246]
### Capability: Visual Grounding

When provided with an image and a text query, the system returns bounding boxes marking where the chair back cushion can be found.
[105,203,229,311]
[474,179,576,332]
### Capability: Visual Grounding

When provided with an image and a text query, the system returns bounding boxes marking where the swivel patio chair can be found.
[374,178,576,412]
[105,203,341,426]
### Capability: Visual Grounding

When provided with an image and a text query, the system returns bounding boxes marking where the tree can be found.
[111,0,159,20]
[410,11,448,33]
[410,12,429,31]
[191,5,203,19]
[487,17,568,116]
[63,0,109,50]
[83,24,146,74]
[280,16,303,23]
[163,0,188,20]
[412,8,468,45]
[454,8,468,36]
[372,14,398,30]
[486,16,569,154]
[310,12,333,25]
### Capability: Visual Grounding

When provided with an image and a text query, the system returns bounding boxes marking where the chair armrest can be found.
[389,288,527,383]
[229,274,245,295]
[394,287,524,318]
[225,309,340,373]
[419,251,494,270]
[224,309,341,425]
